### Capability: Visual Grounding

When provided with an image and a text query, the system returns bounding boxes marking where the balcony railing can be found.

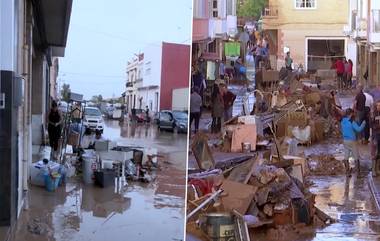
[126,82,133,88]
[262,6,278,18]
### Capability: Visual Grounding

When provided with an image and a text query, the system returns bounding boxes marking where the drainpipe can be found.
[22,5,33,192]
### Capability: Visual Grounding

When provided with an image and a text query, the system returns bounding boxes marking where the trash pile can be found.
[187,156,335,240]
[307,154,346,176]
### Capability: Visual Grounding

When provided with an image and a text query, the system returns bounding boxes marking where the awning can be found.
[32,0,73,57]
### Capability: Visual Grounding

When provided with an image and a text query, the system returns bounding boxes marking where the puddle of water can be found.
[10,121,187,241]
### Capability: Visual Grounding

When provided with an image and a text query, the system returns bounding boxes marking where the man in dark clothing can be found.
[355,84,366,141]
[355,85,366,123]
[221,84,236,121]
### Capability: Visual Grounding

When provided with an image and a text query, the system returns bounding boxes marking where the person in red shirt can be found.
[334,57,345,91]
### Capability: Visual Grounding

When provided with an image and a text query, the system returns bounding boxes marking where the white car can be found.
[83,107,104,133]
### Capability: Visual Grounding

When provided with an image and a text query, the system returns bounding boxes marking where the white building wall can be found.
[142,44,162,87]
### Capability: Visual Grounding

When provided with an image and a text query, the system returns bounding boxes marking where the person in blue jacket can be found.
[341,108,366,175]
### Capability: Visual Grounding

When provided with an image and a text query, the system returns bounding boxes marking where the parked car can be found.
[157,110,188,133]
[83,107,104,133]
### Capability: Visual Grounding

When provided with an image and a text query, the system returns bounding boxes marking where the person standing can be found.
[341,108,366,175]
[221,84,236,121]
[285,51,293,71]
[347,59,353,89]
[371,101,380,176]
[354,84,366,141]
[335,58,345,91]
[343,58,349,89]
[48,101,62,160]
[190,87,202,134]
[219,61,225,79]
[211,84,224,133]
[364,90,374,144]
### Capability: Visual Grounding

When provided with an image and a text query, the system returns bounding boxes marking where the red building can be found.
[160,42,191,110]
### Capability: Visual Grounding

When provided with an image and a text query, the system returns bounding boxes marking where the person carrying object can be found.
[341,108,366,175]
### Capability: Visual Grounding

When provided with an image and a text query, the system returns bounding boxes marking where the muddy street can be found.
[10,121,187,241]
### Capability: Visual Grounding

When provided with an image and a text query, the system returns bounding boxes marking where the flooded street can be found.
[10,120,187,241]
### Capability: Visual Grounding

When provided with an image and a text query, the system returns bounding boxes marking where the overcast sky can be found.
[59,0,192,100]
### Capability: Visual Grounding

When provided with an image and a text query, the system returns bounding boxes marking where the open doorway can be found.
[306,38,345,72]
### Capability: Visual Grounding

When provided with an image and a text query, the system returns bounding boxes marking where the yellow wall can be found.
[264,0,350,69]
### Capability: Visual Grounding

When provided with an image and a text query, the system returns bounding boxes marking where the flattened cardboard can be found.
[221,180,257,214]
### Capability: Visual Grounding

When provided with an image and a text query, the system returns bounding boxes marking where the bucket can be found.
[83,157,95,184]
[241,142,251,153]
[44,173,61,192]
[200,213,236,240]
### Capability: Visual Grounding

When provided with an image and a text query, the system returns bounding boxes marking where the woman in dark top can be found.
[48,101,62,158]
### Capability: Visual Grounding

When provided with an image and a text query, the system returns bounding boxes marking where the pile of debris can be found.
[307,154,346,176]
[186,156,335,240]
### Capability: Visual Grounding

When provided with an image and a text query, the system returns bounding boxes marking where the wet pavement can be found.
[10,120,187,241]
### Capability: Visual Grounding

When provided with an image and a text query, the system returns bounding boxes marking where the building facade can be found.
[0,0,72,236]
[125,42,190,114]
[125,53,144,112]
[345,0,380,86]
[262,0,354,73]
[192,0,238,65]
[160,42,191,111]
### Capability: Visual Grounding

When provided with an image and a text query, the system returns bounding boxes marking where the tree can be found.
[91,95,104,103]
[61,84,71,102]
[237,0,266,19]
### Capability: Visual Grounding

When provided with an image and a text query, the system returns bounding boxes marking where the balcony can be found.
[369,32,380,45]
[208,16,237,39]
[126,82,133,88]
[356,17,367,39]
[193,18,209,42]
[262,6,278,19]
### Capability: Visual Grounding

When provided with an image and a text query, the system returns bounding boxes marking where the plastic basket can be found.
[44,173,61,192]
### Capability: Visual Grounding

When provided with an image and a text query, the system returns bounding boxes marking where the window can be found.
[227,0,234,16]
[295,0,316,9]
[373,10,380,33]
[212,0,218,17]
[208,40,217,53]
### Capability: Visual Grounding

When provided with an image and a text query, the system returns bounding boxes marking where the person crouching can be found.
[341,108,366,175]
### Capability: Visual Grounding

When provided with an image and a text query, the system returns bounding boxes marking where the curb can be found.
[368,172,380,213]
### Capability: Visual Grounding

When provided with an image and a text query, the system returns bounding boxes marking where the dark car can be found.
[157,110,188,133]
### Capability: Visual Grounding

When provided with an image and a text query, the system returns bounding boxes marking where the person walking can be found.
[221,84,236,122]
[341,108,366,175]
[48,101,62,160]
[371,100,380,176]
[211,84,224,134]
[190,87,202,134]
[364,90,374,144]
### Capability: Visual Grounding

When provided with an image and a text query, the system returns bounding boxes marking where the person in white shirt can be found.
[364,91,374,143]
